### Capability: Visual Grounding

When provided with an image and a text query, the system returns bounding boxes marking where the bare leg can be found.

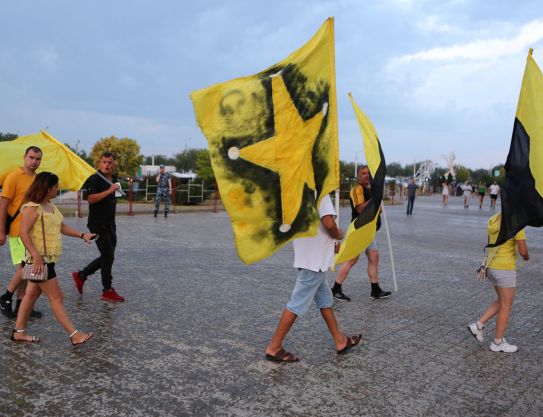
[334,256,359,285]
[7,265,25,297]
[265,309,298,358]
[366,249,379,284]
[478,286,500,325]
[40,278,90,344]
[320,307,348,350]
[12,282,42,341]
[495,287,516,340]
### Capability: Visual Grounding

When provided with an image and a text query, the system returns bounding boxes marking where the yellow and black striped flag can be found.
[489,49,543,247]
[334,93,386,266]
[191,18,339,264]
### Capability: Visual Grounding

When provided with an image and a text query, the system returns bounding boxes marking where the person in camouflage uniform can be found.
[154,165,172,217]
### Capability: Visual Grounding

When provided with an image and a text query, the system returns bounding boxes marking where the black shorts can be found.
[21,261,57,282]
[479,192,485,197]
[490,194,498,200]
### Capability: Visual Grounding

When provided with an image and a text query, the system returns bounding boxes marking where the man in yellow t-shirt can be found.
[0,146,44,319]
[331,165,391,301]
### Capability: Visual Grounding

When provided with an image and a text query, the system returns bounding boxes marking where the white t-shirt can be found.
[293,194,336,272]
[462,184,471,196]
[489,184,500,195]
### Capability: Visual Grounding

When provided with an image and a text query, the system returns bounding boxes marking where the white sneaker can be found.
[468,322,484,343]
[489,338,518,353]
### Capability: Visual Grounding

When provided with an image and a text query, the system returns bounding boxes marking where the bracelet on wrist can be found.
[80,233,84,239]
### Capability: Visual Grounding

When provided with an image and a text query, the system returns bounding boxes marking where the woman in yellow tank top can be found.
[11,172,96,345]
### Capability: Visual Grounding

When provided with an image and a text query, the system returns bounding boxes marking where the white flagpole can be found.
[380,203,398,292]
[334,189,340,224]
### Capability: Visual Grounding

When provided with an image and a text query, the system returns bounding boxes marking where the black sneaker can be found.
[371,288,391,300]
[14,304,43,319]
[0,295,15,319]
[332,289,351,302]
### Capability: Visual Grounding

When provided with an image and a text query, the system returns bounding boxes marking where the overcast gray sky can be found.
[1,0,542,169]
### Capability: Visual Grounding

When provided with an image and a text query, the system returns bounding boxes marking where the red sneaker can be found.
[72,272,85,295]
[101,288,125,302]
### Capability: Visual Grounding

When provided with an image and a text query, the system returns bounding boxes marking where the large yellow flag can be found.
[191,18,339,264]
[0,130,95,190]
[334,93,386,266]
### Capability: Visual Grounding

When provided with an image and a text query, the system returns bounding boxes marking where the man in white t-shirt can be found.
[264,194,362,362]
[489,181,500,210]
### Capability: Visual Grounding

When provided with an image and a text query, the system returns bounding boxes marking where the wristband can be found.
[80,233,84,239]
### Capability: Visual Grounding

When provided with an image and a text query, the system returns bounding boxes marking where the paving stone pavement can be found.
[0,194,542,417]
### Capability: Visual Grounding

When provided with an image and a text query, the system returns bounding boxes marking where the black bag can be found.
[4,202,24,235]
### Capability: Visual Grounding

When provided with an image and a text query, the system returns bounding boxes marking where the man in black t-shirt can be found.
[72,152,125,302]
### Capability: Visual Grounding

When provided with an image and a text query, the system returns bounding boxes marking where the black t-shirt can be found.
[86,172,117,226]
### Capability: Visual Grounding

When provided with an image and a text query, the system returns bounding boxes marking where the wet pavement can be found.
[1,193,542,417]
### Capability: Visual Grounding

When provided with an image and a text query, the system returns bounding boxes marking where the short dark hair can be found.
[25,146,42,156]
[100,152,115,159]
[357,165,368,174]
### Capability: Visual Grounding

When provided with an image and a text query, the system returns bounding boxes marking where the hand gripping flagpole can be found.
[380,202,398,292]
[95,171,126,197]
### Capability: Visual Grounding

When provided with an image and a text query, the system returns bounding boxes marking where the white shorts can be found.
[487,268,516,288]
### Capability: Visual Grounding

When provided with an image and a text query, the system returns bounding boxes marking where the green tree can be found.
[455,165,471,183]
[90,136,143,178]
[0,132,18,142]
[173,149,202,172]
[195,149,215,185]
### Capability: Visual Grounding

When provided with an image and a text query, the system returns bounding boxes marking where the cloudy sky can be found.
[1,0,542,169]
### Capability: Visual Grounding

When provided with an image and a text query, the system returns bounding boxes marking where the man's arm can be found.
[0,196,11,245]
[321,215,344,240]
[87,184,119,205]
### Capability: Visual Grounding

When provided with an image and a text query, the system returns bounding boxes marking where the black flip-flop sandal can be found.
[337,334,362,354]
[11,329,40,343]
[265,347,300,363]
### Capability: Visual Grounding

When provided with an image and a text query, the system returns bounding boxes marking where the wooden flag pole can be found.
[381,203,398,292]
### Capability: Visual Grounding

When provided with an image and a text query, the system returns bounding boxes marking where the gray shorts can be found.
[365,240,377,252]
[487,268,516,288]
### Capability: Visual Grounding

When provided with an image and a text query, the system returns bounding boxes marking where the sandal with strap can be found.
[69,329,94,346]
[11,329,40,343]
[337,334,362,354]
[265,347,300,363]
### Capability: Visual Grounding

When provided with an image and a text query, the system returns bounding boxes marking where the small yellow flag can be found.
[191,18,339,264]
[0,131,96,191]
[334,93,386,267]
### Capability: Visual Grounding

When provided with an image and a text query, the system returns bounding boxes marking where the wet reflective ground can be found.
[1,194,542,416]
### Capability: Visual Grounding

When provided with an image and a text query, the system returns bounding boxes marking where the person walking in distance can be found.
[154,164,172,218]
[406,177,417,215]
[0,146,44,319]
[331,166,391,302]
[72,152,124,302]
[489,181,500,210]
[442,181,449,208]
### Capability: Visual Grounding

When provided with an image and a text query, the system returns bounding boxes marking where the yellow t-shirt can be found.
[21,202,63,263]
[1,167,36,237]
[488,229,526,270]
[350,184,366,207]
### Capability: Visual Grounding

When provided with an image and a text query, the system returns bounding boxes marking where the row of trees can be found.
[1,132,504,190]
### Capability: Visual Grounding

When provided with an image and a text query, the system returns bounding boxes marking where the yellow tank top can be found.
[21,202,63,263]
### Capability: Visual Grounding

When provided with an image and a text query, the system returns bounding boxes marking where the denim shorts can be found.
[487,268,516,288]
[286,269,333,316]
